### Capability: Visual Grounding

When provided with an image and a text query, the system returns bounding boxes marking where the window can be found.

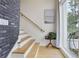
[67,0,79,56]
[60,0,79,57]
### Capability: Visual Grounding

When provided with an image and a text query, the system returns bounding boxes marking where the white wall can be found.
[20,0,57,45]
[20,15,44,42]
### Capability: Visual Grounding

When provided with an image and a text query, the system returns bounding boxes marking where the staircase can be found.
[10,29,40,58]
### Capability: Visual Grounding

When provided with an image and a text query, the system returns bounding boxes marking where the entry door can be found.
[0,0,20,58]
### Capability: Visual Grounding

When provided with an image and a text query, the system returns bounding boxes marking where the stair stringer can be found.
[8,30,29,57]
[7,37,20,58]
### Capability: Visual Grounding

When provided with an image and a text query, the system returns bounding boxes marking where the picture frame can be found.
[44,9,55,24]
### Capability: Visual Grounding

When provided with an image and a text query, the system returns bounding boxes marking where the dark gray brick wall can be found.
[0,0,20,58]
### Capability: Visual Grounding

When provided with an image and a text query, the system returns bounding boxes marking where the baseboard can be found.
[60,47,77,58]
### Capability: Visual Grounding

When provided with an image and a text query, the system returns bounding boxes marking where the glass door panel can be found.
[61,0,79,57]
[67,0,79,57]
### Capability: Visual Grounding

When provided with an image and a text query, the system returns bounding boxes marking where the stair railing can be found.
[20,12,45,32]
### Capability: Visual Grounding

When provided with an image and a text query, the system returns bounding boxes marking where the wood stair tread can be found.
[18,36,31,43]
[13,39,35,54]
[27,43,39,58]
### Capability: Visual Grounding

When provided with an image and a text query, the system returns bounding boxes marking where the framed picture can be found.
[44,9,55,24]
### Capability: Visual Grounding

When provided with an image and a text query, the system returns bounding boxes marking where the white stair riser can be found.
[11,54,24,58]
[19,38,34,47]
[18,34,29,42]
[19,30,25,34]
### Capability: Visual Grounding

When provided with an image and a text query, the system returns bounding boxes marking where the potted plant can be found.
[45,32,57,47]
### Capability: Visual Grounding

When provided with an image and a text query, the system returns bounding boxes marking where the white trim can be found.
[56,0,60,48]
[59,1,64,47]
[60,47,77,58]
[24,41,35,58]
[10,54,24,58]
[35,45,40,58]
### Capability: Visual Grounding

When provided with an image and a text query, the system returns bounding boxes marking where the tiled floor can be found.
[36,46,65,58]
